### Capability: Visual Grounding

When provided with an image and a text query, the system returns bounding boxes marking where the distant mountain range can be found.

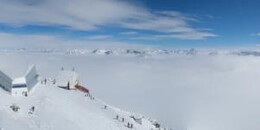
[2,48,260,57]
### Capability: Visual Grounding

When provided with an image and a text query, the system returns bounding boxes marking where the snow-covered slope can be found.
[0,82,163,130]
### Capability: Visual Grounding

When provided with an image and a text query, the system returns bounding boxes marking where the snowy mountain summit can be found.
[0,78,166,130]
[8,47,260,58]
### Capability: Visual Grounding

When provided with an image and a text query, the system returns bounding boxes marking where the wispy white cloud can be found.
[119,32,138,35]
[130,32,217,41]
[121,12,194,33]
[0,0,141,30]
[84,35,112,40]
[155,32,218,40]
[0,32,144,49]
[0,0,216,40]
[130,36,160,41]
[251,33,260,37]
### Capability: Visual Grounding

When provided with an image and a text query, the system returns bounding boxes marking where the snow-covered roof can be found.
[56,70,78,86]
[24,64,38,91]
[24,64,36,77]
[0,70,12,82]
[12,77,26,85]
[0,64,36,80]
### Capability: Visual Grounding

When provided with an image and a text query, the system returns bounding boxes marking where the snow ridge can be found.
[0,81,168,130]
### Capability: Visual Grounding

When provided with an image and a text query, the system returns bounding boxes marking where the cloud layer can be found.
[0,0,216,40]
[0,32,146,49]
[1,51,260,130]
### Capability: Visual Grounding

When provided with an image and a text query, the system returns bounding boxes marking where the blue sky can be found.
[0,0,259,48]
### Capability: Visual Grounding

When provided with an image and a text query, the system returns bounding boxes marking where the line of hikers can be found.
[115,115,134,129]
[10,104,35,115]
[41,78,48,85]
[41,78,56,85]
[85,93,95,100]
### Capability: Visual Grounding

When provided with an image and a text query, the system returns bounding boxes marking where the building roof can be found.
[0,64,35,80]
[12,77,26,85]
[24,64,36,77]
[0,70,12,82]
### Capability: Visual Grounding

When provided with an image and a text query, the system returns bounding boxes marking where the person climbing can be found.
[10,104,20,112]
[127,123,130,128]
[28,106,35,114]
[130,124,133,128]
[104,105,107,109]
[44,78,47,85]
[53,79,56,84]
[116,115,119,120]
[122,118,124,122]
[31,106,35,112]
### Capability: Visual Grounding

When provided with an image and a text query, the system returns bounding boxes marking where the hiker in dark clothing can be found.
[122,118,124,122]
[31,106,35,112]
[44,78,47,85]
[116,115,119,120]
[130,124,133,128]
[28,106,35,114]
[53,79,56,84]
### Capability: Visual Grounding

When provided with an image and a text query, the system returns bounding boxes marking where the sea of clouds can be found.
[1,50,260,130]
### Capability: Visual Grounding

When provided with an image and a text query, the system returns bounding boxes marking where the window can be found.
[12,84,27,88]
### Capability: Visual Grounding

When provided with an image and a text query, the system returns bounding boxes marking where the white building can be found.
[24,64,38,91]
[0,64,39,96]
[12,77,28,96]
[56,70,79,90]
[0,70,12,92]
